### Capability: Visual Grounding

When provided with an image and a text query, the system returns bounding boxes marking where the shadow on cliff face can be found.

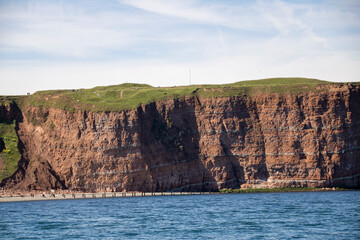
[214,96,269,189]
[0,101,22,124]
[313,87,360,188]
[115,98,202,192]
[348,85,360,186]
[201,97,249,190]
[334,85,360,188]
[0,101,27,189]
[129,95,272,192]
[251,97,270,183]
[1,103,67,191]
[0,102,33,190]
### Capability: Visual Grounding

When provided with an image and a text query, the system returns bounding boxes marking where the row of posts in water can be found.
[38,191,217,199]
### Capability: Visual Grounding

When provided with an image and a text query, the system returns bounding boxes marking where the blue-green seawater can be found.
[0,191,359,239]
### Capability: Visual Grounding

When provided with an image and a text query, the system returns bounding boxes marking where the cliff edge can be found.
[1,78,359,192]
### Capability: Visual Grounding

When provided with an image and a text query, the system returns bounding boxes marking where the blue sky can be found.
[0,0,359,95]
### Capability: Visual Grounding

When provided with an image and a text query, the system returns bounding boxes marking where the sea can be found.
[0,191,359,239]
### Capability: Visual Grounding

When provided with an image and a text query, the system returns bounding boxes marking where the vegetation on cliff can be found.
[0,121,21,181]
[1,77,359,112]
[16,77,349,112]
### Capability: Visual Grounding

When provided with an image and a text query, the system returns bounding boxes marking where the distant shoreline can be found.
[1,187,358,203]
[218,186,358,194]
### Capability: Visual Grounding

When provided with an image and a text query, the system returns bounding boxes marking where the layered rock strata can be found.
[1,84,359,192]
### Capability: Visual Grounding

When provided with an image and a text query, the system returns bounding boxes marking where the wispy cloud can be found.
[0,2,137,57]
[0,0,359,95]
[120,0,224,24]
[257,0,327,46]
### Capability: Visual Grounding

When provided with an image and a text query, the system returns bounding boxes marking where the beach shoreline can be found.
[1,187,357,203]
[0,191,217,203]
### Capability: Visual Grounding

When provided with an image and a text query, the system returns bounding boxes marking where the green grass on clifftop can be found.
[6,77,358,112]
[0,121,21,182]
[22,78,335,112]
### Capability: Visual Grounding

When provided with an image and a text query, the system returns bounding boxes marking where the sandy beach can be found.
[0,191,216,203]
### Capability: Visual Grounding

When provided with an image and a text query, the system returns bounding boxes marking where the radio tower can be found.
[189,68,191,85]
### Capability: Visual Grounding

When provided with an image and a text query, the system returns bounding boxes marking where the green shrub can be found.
[0,121,21,181]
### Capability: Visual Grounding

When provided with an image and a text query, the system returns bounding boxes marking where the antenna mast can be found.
[189,68,191,85]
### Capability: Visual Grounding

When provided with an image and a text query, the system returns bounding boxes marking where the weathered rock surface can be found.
[1,84,359,192]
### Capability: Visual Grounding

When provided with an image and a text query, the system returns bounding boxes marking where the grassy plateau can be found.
[16,77,357,112]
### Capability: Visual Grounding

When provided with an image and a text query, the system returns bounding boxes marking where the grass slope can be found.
[23,78,336,112]
[0,121,21,181]
[3,77,358,112]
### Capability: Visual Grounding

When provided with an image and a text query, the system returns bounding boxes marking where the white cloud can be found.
[1,50,359,95]
[0,0,359,95]
[0,2,137,57]
[256,0,328,46]
[120,0,224,24]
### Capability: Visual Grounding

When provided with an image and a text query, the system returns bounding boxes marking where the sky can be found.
[0,0,359,95]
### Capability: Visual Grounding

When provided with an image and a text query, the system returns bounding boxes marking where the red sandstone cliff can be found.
[1,84,359,192]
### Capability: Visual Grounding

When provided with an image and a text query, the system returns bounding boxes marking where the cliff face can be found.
[1,84,360,192]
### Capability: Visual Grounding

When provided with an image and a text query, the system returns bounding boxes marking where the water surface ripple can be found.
[0,191,359,239]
